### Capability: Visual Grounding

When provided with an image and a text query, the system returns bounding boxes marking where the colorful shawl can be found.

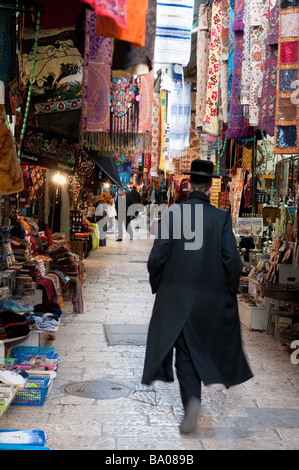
[195,4,211,129]
[274,0,299,154]
[150,92,161,177]
[226,0,253,139]
[219,0,230,124]
[168,82,192,157]
[84,0,127,29]
[240,0,250,105]
[258,0,280,136]
[248,0,270,127]
[111,0,157,75]
[95,0,148,48]
[202,0,222,137]
[154,0,194,72]
[80,10,111,150]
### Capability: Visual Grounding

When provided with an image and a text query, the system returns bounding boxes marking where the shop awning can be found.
[87,150,123,189]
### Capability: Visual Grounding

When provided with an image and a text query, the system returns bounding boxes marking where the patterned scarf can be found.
[226,0,253,139]
[274,0,299,154]
[258,0,280,136]
[202,0,222,137]
[195,4,211,129]
[80,10,111,150]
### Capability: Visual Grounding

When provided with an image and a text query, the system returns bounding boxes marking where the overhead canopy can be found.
[87,150,123,189]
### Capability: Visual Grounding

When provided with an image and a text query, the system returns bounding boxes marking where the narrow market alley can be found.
[1,236,299,451]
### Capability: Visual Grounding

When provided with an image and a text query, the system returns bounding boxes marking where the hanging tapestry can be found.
[109,75,141,154]
[226,0,253,139]
[111,0,157,76]
[274,0,299,154]
[258,0,280,136]
[150,92,161,177]
[95,0,148,48]
[227,0,235,120]
[219,0,230,124]
[154,0,195,72]
[168,82,192,157]
[248,0,270,127]
[83,0,127,29]
[21,28,83,115]
[240,0,250,106]
[138,71,154,142]
[195,4,212,129]
[80,10,111,151]
[202,0,222,137]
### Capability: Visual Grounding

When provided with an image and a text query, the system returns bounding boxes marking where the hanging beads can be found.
[217,135,227,174]
[16,10,41,161]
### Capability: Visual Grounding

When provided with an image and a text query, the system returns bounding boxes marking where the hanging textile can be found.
[159,90,166,171]
[150,92,161,177]
[195,3,212,129]
[109,75,141,153]
[274,0,299,154]
[138,71,154,146]
[111,0,157,76]
[173,113,201,176]
[240,0,250,106]
[219,0,230,124]
[202,0,222,137]
[248,0,270,127]
[154,0,195,72]
[80,10,112,150]
[258,0,280,136]
[83,0,127,29]
[95,0,148,48]
[226,0,252,139]
[168,82,192,157]
[227,0,235,120]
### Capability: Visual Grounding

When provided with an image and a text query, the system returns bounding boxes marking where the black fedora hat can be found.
[183,159,221,178]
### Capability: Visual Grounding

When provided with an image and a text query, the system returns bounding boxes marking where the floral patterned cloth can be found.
[202,0,222,137]
[274,0,299,154]
[258,0,280,136]
[195,4,211,129]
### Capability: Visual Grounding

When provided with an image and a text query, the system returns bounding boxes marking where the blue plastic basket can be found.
[0,430,48,446]
[11,346,55,357]
[14,353,60,365]
[12,378,51,406]
[0,444,50,450]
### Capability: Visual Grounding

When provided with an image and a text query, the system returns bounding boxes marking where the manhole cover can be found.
[64,380,134,399]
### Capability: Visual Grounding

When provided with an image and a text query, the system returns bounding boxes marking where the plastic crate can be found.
[0,429,48,446]
[14,353,60,366]
[0,444,51,450]
[12,378,51,406]
[11,346,55,357]
[9,364,57,372]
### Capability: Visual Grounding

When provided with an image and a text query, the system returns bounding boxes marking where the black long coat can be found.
[142,191,253,388]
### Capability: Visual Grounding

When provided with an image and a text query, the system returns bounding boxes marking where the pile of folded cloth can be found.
[46,245,79,278]
[24,302,62,331]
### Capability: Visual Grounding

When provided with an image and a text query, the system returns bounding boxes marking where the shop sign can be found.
[20,126,78,174]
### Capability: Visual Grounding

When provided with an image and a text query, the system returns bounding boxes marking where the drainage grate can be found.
[64,380,134,399]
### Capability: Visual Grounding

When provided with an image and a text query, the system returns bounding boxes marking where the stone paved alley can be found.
[1,236,299,451]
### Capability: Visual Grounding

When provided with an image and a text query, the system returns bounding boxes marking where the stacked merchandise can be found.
[46,245,79,279]
[10,240,30,263]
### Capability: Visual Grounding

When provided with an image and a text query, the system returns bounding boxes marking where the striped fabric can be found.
[154,0,195,72]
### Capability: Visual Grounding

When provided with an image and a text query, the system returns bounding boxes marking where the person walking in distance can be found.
[142,160,253,433]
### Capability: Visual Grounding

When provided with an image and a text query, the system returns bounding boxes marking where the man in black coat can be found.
[142,160,253,433]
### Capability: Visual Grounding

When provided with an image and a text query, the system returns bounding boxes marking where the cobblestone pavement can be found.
[1,235,299,451]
